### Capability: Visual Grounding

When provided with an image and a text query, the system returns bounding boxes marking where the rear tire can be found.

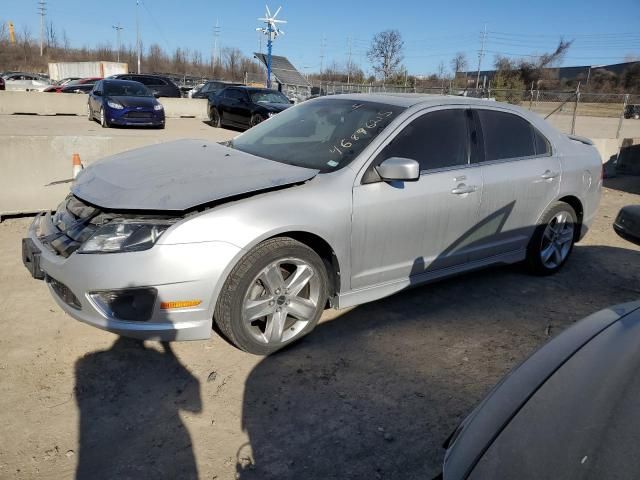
[214,238,329,355]
[526,201,577,276]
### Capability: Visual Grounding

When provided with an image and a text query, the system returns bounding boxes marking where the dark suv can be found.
[192,80,242,99]
[208,86,292,129]
[108,74,181,98]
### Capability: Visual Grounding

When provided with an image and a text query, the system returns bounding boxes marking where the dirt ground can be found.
[0,177,639,480]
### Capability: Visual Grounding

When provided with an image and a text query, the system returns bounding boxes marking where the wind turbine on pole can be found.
[256,5,286,88]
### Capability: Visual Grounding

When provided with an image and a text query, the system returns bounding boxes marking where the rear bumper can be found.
[24,214,241,341]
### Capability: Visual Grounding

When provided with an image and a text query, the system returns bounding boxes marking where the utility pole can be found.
[213,18,221,69]
[346,36,353,84]
[319,35,326,81]
[38,0,46,56]
[475,24,487,89]
[136,0,141,73]
[112,23,124,62]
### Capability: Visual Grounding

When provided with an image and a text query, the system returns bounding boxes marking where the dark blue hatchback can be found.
[88,79,165,129]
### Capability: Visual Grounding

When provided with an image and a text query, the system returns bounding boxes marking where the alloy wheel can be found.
[540,211,575,269]
[242,257,321,345]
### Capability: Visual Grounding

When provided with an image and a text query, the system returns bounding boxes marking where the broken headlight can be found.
[78,221,174,254]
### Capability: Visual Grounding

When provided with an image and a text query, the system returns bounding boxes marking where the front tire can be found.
[526,201,577,275]
[99,107,109,128]
[209,107,222,128]
[250,113,266,127]
[214,238,329,355]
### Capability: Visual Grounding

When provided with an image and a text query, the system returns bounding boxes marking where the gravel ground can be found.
[0,177,639,480]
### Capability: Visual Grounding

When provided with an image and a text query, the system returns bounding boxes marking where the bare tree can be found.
[367,29,404,82]
[450,52,467,76]
[223,47,243,80]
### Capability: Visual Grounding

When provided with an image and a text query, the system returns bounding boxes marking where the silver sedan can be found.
[23,94,602,354]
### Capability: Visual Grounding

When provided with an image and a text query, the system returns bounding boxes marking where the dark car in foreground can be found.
[191,80,242,99]
[208,86,292,129]
[88,79,165,129]
[108,73,181,98]
[442,205,640,479]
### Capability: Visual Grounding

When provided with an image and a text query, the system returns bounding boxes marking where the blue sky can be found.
[4,0,640,76]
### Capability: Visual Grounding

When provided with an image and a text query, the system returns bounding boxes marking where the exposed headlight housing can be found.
[267,112,275,117]
[154,103,163,111]
[78,220,174,254]
[107,100,124,110]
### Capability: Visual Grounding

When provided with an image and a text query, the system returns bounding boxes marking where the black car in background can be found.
[624,104,640,119]
[60,83,95,94]
[191,80,242,99]
[441,205,640,480]
[208,86,292,129]
[108,74,181,98]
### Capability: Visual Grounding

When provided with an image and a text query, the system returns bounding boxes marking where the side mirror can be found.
[375,157,420,182]
[614,206,640,246]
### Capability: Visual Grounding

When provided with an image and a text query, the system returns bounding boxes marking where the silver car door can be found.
[350,107,483,290]
[469,108,561,261]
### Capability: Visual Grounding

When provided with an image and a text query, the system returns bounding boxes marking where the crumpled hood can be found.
[72,139,319,211]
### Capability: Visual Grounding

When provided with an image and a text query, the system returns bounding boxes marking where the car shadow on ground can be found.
[237,244,640,480]
[74,338,201,480]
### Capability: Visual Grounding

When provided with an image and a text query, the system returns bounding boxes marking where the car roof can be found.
[102,79,144,85]
[316,92,516,109]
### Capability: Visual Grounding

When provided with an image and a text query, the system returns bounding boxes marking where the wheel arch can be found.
[557,195,584,241]
[263,231,342,303]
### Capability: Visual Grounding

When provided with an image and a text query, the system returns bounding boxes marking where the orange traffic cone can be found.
[72,153,83,179]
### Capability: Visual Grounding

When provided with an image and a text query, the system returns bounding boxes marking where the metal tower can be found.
[256,5,286,88]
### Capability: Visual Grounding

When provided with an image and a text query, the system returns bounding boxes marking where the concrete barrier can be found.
[0,135,164,219]
[0,91,208,119]
[591,138,621,164]
[0,91,86,115]
[160,97,208,119]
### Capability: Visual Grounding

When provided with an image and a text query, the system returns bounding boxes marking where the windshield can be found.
[231,98,404,172]
[104,82,152,97]
[251,91,290,104]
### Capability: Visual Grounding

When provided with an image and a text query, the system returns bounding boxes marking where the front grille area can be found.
[48,276,81,309]
[125,111,153,119]
[38,195,114,258]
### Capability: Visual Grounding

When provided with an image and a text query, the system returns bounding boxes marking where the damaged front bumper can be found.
[23,206,241,341]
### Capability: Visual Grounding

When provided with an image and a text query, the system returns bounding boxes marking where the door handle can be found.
[451,184,478,195]
[540,170,560,180]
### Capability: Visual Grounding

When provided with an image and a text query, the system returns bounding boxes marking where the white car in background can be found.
[3,72,51,91]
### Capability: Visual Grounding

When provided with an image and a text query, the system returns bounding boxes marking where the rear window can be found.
[478,110,536,161]
[533,128,552,156]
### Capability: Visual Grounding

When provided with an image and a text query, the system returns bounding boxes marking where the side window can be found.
[146,76,166,86]
[376,109,469,172]
[533,128,552,156]
[225,89,246,101]
[477,110,535,161]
